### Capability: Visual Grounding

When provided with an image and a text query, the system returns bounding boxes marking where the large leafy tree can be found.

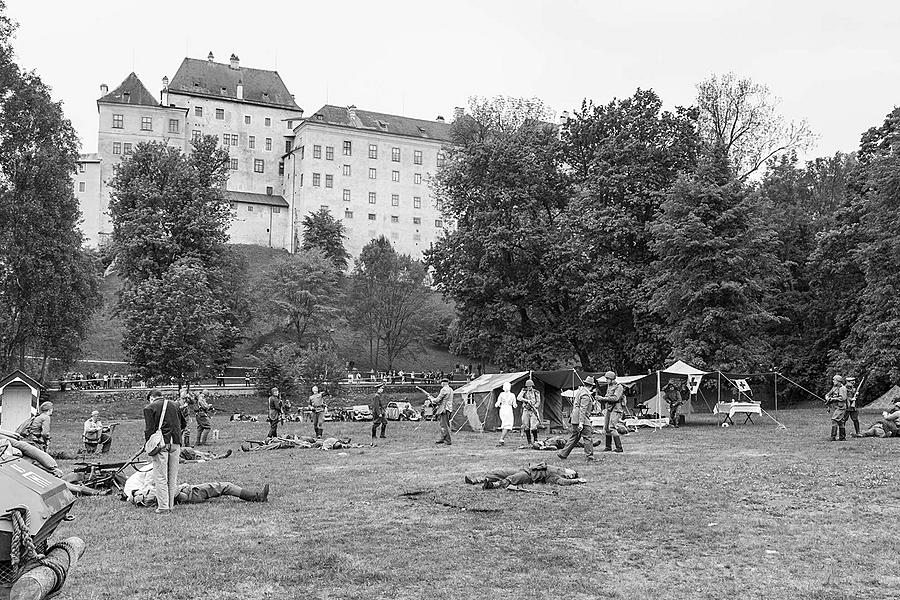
[109,138,248,383]
[0,3,100,376]
[302,208,350,271]
[822,108,900,389]
[648,147,782,371]
[256,249,340,346]
[348,237,436,370]
[429,91,699,371]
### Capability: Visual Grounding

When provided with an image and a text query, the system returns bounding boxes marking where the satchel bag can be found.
[144,397,169,456]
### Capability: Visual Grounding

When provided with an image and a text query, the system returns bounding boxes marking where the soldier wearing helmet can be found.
[824,375,848,441]
[267,387,286,438]
[600,371,626,453]
[841,375,861,437]
[517,379,542,446]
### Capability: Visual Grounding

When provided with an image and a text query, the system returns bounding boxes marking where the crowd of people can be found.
[59,371,135,391]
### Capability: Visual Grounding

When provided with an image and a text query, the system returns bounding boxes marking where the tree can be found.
[823,108,900,389]
[109,138,248,382]
[348,237,437,370]
[302,208,350,271]
[256,249,340,346]
[119,260,237,386]
[429,91,699,371]
[648,147,783,371]
[696,73,813,180]
[0,3,100,376]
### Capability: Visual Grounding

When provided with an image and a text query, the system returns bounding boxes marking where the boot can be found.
[830,425,838,441]
[182,430,191,447]
[852,419,860,436]
[199,428,210,446]
[613,436,623,453]
[838,425,846,441]
[379,424,386,438]
[524,430,532,445]
[604,435,613,452]
[239,484,270,502]
[217,449,233,459]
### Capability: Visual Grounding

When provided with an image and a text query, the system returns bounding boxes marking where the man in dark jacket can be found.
[143,389,185,514]
[370,385,388,445]
[267,387,286,438]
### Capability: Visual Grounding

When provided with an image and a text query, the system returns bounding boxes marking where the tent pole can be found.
[774,372,778,418]
[717,371,721,405]
[656,370,661,418]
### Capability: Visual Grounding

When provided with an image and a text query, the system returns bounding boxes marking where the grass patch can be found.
[39,406,899,600]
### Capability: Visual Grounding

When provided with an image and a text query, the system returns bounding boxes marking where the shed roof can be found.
[453,372,530,396]
[226,190,288,207]
[0,370,44,394]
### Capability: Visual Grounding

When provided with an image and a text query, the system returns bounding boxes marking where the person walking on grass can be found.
[663,378,683,428]
[600,371,626,453]
[195,389,213,446]
[370,385,388,446]
[517,379,542,446]
[557,377,597,462]
[825,375,848,441]
[495,381,517,446]
[143,389,185,514]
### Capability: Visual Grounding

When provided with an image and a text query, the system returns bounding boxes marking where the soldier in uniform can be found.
[179,390,196,447]
[124,465,269,506]
[517,379,542,446]
[824,375,848,441]
[842,376,861,437]
[470,462,587,488]
[663,378,683,428]
[370,385,388,445]
[83,410,114,453]
[426,378,454,445]
[267,387,286,438]
[195,389,213,446]
[556,376,596,462]
[309,385,326,439]
[600,370,626,453]
[19,401,53,451]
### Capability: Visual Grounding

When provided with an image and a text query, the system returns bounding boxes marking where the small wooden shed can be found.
[0,370,43,431]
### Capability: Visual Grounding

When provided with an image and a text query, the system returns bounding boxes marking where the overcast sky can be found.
[6,0,900,158]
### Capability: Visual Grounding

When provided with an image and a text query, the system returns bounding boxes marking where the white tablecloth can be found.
[714,402,762,421]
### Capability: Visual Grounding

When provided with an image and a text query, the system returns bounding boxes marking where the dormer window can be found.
[194,82,200,87]
[263,92,269,100]
[378,120,387,128]
[221,86,227,94]
[123,92,130,102]
[417,126,426,133]
[316,114,324,121]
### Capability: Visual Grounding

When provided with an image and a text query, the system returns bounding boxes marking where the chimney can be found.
[436,115,445,122]
[100,83,108,96]
[207,51,214,62]
[161,76,169,106]
[236,79,243,100]
[453,106,465,121]
[297,108,304,118]
[347,105,357,120]
[230,54,240,70]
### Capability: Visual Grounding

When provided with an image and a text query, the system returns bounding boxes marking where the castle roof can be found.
[304,105,453,143]
[168,57,299,110]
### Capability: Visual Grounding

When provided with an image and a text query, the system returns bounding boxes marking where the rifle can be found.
[849,374,866,406]
[505,484,558,496]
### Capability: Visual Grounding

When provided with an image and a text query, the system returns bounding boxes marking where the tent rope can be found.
[776,372,824,402]
[718,372,787,429]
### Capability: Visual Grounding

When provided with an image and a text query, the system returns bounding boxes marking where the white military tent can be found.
[864,385,900,412]
[645,360,710,417]
[450,372,530,432]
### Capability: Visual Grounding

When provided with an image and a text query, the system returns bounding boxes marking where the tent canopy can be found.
[661,360,708,377]
[453,372,530,396]
[864,385,900,411]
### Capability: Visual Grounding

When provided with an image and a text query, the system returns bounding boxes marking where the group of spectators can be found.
[346,365,484,385]
[59,371,135,391]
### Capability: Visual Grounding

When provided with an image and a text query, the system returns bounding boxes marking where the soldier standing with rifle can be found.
[842,375,862,437]
[600,371,626,453]
[825,375,848,441]
[426,378,454,445]
[370,384,388,445]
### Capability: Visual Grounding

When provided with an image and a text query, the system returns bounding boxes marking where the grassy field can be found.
[39,403,898,600]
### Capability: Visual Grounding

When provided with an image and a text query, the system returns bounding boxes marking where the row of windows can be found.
[230,203,282,213]
[112,142,133,155]
[304,164,423,183]
[326,187,427,209]
[113,114,180,133]
[228,158,266,173]
[341,211,442,227]
[301,142,444,167]
[217,133,274,151]
[195,106,275,128]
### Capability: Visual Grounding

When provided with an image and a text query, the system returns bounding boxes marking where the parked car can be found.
[386,401,421,421]
[348,404,373,421]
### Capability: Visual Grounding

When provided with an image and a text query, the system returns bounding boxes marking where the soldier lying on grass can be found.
[240,435,366,451]
[465,462,586,489]
[123,465,269,506]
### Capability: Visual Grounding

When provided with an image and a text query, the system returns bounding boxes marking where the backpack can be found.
[15,416,35,436]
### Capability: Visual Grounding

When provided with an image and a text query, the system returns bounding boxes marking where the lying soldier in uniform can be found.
[465,462,586,489]
[180,447,233,462]
[240,435,365,452]
[230,413,259,422]
[522,428,631,451]
[852,400,900,438]
[123,465,269,506]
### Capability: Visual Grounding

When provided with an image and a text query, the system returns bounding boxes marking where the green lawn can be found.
[41,406,898,600]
